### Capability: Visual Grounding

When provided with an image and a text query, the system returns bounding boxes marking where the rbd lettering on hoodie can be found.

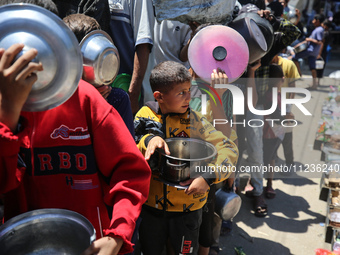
[51,125,90,140]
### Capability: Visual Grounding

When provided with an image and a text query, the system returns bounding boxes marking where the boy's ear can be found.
[153,91,163,102]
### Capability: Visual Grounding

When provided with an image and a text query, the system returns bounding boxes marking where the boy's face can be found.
[312,18,320,27]
[157,81,191,114]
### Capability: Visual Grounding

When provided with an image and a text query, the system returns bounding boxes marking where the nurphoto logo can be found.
[199,84,312,128]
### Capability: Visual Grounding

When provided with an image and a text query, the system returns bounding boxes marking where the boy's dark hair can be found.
[150,61,192,93]
[190,22,218,40]
[268,64,284,88]
[269,64,283,78]
[0,0,58,15]
[323,20,333,29]
[314,14,325,24]
[63,13,101,43]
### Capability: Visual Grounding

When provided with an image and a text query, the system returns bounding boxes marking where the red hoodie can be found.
[0,80,151,254]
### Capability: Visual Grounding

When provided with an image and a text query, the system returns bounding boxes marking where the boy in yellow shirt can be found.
[134,61,238,254]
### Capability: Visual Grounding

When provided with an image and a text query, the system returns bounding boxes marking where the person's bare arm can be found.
[81,236,123,255]
[179,40,190,63]
[294,8,301,26]
[317,39,325,59]
[179,21,200,63]
[129,43,150,114]
[306,37,323,45]
[210,68,231,137]
[0,44,43,132]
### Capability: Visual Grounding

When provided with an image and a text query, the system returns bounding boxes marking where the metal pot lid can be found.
[80,30,120,86]
[0,4,82,112]
[188,25,249,83]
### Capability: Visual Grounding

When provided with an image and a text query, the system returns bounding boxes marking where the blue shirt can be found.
[107,88,135,137]
[307,26,324,57]
[108,0,154,75]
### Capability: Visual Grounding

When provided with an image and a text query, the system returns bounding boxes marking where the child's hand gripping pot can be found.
[145,136,210,196]
[0,44,43,132]
[145,136,170,161]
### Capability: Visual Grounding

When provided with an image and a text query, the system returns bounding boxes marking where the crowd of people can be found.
[0,0,337,254]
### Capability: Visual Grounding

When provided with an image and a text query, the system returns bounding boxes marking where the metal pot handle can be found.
[166,159,187,168]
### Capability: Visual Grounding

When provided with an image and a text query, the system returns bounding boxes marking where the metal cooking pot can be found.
[0,209,96,255]
[158,138,217,183]
[80,30,120,87]
[0,4,82,112]
[294,41,308,53]
[234,12,274,52]
[287,8,298,24]
[215,188,242,221]
[228,16,268,63]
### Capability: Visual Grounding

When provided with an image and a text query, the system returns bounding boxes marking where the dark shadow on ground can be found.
[274,159,320,186]
[218,224,292,255]
[219,179,326,255]
[234,188,324,231]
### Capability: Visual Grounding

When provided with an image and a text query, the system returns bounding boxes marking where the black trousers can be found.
[139,205,202,255]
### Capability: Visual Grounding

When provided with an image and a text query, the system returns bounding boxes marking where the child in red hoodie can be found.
[0,40,150,254]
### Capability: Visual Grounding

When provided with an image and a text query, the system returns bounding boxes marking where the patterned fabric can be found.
[255,18,301,105]
[134,103,239,212]
[279,19,302,47]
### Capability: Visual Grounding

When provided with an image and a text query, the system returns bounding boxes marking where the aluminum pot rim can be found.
[79,30,120,86]
[0,208,96,242]
[158,138,217,162]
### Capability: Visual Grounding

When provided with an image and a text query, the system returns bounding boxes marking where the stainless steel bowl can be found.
[0,4,82,112]
[80,30,120,87]
[158,138,217,183]
[0,209,96,255]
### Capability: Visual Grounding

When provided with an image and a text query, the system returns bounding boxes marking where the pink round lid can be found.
[188,25,249,83]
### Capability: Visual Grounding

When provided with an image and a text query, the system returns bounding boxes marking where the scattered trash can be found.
[315,248,340,255]
[329,70,340,79]
[235,246,247,255]
[320,222,325,227]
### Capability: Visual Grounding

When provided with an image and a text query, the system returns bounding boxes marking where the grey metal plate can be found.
[0,4,82,111]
